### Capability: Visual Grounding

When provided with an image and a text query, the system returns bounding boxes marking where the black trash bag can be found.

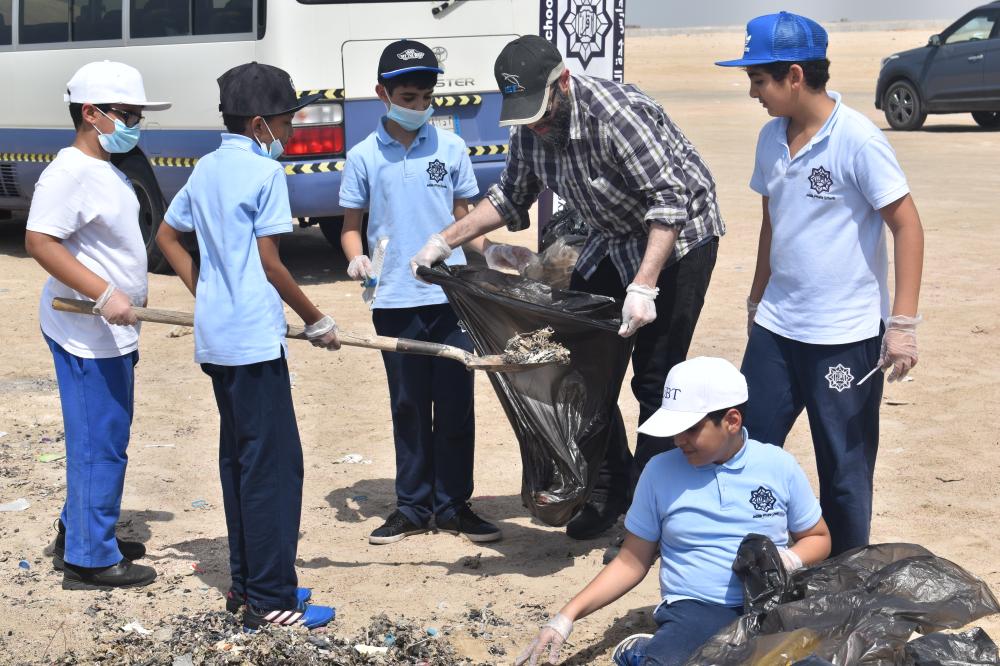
[419,264,631,526]
[687,543,1000,666]
[904,627,999,665]
[539,206,590,251]
[733,533,793,621]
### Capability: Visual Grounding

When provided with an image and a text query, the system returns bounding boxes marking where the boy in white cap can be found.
[515,357,830,666]
[25,61,168,589]
[716,12,924,556]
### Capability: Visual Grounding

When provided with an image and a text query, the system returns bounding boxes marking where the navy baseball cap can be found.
[378,39,444,80]
[716,11,828,67]
[218,62,322,116]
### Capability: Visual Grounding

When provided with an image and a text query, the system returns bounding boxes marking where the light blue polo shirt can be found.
[339,118,478,309]
[750,92,910,345]
[164,133,291,366]
[625,431,822,607]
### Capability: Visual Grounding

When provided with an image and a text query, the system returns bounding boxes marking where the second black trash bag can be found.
[419,264,632,526]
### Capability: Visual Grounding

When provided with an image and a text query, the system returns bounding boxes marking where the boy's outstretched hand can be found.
[515,613,573,666]
[304,314,340,350]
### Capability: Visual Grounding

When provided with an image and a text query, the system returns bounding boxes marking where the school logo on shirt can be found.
[825,364,854,392]
[426,159,448,188]
[749,486,777,513]
[807,166,835,199]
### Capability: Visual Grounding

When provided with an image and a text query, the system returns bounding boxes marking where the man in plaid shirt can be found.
[412,35,725,549]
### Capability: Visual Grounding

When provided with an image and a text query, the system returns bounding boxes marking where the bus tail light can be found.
[286,102,344,157]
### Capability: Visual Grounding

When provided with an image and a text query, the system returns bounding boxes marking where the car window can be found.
[945,14,996,44]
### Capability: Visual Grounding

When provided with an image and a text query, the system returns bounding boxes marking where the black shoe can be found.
[566,498,626,541]
[603,533,626,564]
[436,504,502,543]
[62,558,157,591]
[50,519,146,571]
[369,510,429,545]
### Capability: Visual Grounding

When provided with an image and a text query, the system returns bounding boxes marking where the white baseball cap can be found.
[637,357,749,438]
[64,61,171,110]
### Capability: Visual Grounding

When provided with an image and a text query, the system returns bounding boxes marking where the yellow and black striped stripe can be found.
[0,152,56,163]
[434,94,482,108]
[149,156,198,168]
[297,89,345,101]
[284,161,345,175]
[467,144,508,157]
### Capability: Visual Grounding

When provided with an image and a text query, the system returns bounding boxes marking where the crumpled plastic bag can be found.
[521,235,585,289]
[687,541,1000,665]
[419,264,631,526]
[904,627,999,665]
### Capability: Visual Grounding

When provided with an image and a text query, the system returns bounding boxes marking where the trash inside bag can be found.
[904,627,999,665]
[419,264,631,526]
[687,540,1000,665]
[539,206,590,251]
[523,206,588,289]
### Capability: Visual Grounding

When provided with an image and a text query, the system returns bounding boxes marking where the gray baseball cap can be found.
[494,35,565,126]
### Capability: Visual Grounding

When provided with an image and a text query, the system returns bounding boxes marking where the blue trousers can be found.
[201,352,303,611]
[372,304,475,526]
[46,335,137,568]
[629,600,743,666]
[741,324,883,555]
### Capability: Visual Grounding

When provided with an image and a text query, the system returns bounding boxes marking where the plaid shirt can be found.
[487,75,725,283]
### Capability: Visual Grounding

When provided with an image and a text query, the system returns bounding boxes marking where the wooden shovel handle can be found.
[51,298,474,365]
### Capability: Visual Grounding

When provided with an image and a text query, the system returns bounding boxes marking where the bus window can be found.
[193,0,251,36]
[19,0,70,44]
[72,0,122,41]
[130,0,189,38]
[0,0,11,45]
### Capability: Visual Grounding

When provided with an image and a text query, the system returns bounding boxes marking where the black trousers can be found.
[569,238,718,504]
[201,351,303,611]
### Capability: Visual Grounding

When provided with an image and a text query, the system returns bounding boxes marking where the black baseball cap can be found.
[217,62,323,116]
[494,35,565,126]
[378,39,444,80]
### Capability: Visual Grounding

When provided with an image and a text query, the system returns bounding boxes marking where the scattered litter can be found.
[885,399,910,406]
[191,563,206,574]
[289,372,297,388]
[144,444,176,448]
[37,452,65,463]
[0,431,7,438]
[350,494,368,502]
[167,325,193,338]
[171,655,194,666]
[354,644,389,656]
[384,633,396,646]
[191,499,209,509]
[461,553,483,570]
[902,376,914,382]
[18,560,30,570]
[425,627,438,637]
[501,327,570,366]
[971,325,987,334]
[121,621,152,635]
[936,477,965,483]
[336,453,372,465]
[0,498,30,512]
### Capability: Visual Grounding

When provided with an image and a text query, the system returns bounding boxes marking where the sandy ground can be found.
[1,27,999,664]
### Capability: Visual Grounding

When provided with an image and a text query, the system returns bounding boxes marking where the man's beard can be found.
[534,87,572,148]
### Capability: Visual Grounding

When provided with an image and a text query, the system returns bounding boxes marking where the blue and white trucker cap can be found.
[716,11,828,67]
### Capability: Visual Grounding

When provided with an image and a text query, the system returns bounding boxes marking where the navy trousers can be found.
[569,239,718,504]
[201,352,303,611]
[372,304,475,526]
[46,335,137,568]
[626,600,742,666]
[741,324,884,556]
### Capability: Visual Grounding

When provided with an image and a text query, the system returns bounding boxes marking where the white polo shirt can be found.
[750,92,910,344]
[625,432,822,607]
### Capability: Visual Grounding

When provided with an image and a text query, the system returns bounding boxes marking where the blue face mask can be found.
[387,102,434,132]
[93,108,141,154]
[254,118,284,160]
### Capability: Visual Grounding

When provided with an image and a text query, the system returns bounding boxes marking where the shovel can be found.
[51,298,552,373]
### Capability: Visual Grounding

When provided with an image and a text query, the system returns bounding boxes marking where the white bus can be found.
[0,0,536,270]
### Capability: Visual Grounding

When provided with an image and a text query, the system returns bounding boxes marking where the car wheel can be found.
[114,153,172,274]
[883,80,927,130]
[971,111,1000,128]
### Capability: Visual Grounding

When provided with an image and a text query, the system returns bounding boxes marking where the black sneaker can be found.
[566,497,627,541]
[369,510,429,545]
[62,558,157,591]
[436,504,502,543]
[50,519,146,571]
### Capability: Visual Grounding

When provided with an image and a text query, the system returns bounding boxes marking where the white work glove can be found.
[409,233,452,281]
[484,242,537,272]
[94,284,137,326]
[746,297,759,337]
[618,283,659,338]
[778,548,803,574]
[304,314,340,351]
[880,314,921,382]
[347,255,373,283]
[515,613,573,666]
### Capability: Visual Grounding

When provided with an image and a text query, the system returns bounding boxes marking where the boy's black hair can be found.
[378,70,438,94]
[706,402,748,426]
[69,102,110,130]
[752,59,830,90]
[222,113,284,135]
